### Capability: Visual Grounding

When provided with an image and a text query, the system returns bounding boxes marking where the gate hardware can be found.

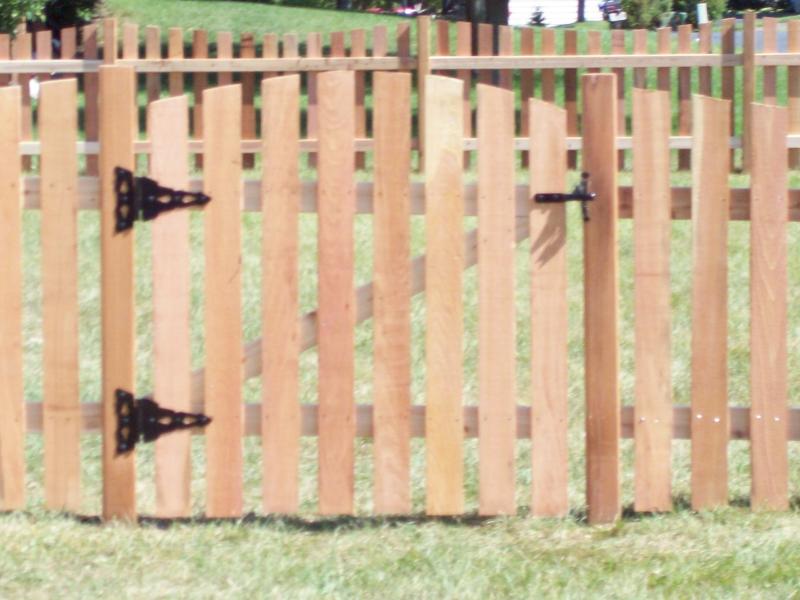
[115,389,211,455]
[114,167,211,233]
[534,172,596,222]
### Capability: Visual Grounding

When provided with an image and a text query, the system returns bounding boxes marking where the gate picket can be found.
[100,66,137,521]
[40,79,81,512]
[690,94,730,510]
[0,86,24,511]
[529,98,568,518]
[424,75,464,516]
[204,84,244,518]
[477,84,516,516]
[317,71,356,515]
[262,75,301,514]
[373,72,412,515]
[583,73,620,525]
[633,88,673,513]
[150,95,192,518]
[749,103,789,510]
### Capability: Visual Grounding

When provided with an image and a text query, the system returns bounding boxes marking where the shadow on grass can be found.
[7,493,795,531]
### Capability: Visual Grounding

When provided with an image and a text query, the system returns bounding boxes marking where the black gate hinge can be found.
[534,172,596,222]
[115,389,212,455]
[114,167,211,233]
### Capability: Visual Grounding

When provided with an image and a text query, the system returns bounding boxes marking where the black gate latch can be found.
[115,389,212,455]
[114,167,211,233]
[534,172,596,222]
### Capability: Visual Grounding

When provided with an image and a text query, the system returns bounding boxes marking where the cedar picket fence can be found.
[0,14,799,523]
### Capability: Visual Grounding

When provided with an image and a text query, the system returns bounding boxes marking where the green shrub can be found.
[672,0,727,23]
[621,0,671,28]
[1,0,99,34]
[0,0,45,33]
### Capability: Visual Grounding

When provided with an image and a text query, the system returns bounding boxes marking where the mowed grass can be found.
[4,1,800,597]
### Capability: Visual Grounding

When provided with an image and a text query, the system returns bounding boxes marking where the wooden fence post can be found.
[84,24,99,175]
[529,98,568,518]
[690,94,730,511]
[103,18,117,64]
[317,71,356,515]
[150,95,192,519]
[789,21,800,169]
[583,73,620,525]
[632,88,672,513]
[749,103,789,511]
[0,86,24,512]
[262,75,301,514]
[477,83,516,517]
[100,65,137,522]
[40,79,81,512]
[373,72,412,515]
[721,17,735,172]
[240,32,256,169]
[425,75,464,516]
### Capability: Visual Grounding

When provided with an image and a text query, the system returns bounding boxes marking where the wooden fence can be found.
[2,13,800,171]
[0,14,799,524]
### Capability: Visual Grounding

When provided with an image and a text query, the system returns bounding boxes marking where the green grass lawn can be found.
[4,1,800,598]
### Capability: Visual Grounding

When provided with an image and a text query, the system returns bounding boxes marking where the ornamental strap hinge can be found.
[534,171,596,222]
[114,167,211,233]
[115,389,212,456]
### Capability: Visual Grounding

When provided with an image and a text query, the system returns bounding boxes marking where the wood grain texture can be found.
[519,28,533,168]
[103,18,117,64]
[373,72,412,515]
[478,23,492,85]
[699,23,712,97]
[632,89,672,513]
[790,21,800,168]
[529,98,568,518]
[498,26,512,91]
[583,74,620,525]
[0,34,10,86]
[540,29,555,102]
[456,21,472,168]
[99,66,137,521]
[150,95,192,518]
[40,79,81,512]
[424,75,464,516]
[61,28,77,59]
[678,24,692,170]
[657,27,670,93]
[122,23,138,59]
[0,86,24,511]
[612,29,625,168]
[12,33,31,171]
[203,84,243,518]
[417,17,431,170]
[691,94,730,511]
[477,84,516,516]
[749,103,788,511]
[435,19,450,75]
[633,29,647,90]
[262,75,301,514]
[83,25,99,174]
[240,32,256,169]
[306,32,321,167]
[587,31,601,73]
[35,30,52,85]
[317,71,356,515]
[216,32,233,86]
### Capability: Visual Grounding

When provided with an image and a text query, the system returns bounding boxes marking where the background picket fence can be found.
[0,15,799,523]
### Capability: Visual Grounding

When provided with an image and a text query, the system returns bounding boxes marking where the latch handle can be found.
[534,172,596,222]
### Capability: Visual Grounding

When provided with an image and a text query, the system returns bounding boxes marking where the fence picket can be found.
[351,29,367,169]
[456,21,472,168]
[12,33,31,172]
[690,94,730,511]
[541,29,555,101]
[478,23,492,85]
[519,28,533,168]
[0,86,24,511]
[204,84,243,518]
[750,103,789,511]
[193,29,208,169]
[145,26,160,105]
[240,32,256,169]
[699,23,712,96]
[529,98,568,518]
[84,24,99,175]
[565,29,578,169]
[790,22,800,168]
[150,95,192,518]
[262,75,301,514]
[373,72,412,515]
[424,75,464,516]
[217,32,233,86]
[633,88,672,513]
[498,26,512,91]
[35,30,52,85]
[100,65,137,521]
[168,28,183,96]
[477,83,516,516]
[317,71,356,515]
[583,73,620,525]
[678,24,692,170]
[306,32,322,167]
[122,23,138,59]
[763,18,777,106]
[40,79,81,512]
[743,12,756,171]
[103,18,117,64]
[0,35,9,86]
[721,18,735,171]
[612,29,625,167]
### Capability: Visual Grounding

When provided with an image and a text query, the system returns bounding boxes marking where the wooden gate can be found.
[0,64,797,524]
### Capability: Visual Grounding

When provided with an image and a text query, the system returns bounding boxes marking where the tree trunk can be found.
[578,0,586,22]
